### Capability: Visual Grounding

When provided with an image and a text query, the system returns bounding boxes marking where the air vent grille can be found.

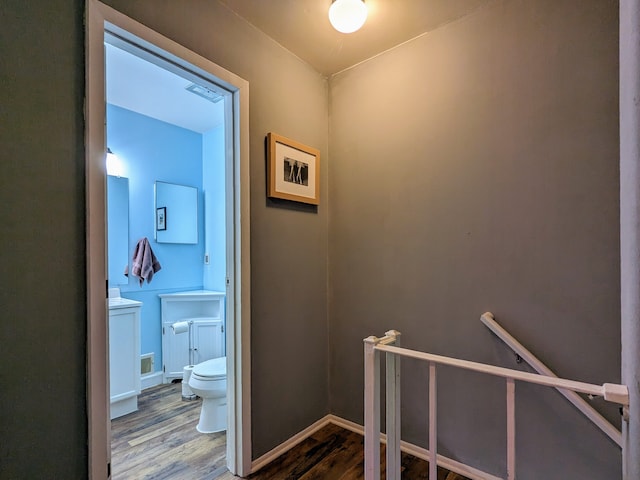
[185,83,224,103]
[141,353,154,375]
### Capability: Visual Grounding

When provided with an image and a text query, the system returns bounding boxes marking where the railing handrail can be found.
[375,342,628,404]
[480,311,623,447]
[364,326,628,480]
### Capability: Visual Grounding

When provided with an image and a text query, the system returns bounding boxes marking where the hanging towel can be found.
[127,237,162,286]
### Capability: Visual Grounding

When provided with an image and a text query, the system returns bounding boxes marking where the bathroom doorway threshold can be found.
[85,1,251,478]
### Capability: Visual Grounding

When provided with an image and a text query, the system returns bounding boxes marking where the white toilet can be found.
[188,356,227,433]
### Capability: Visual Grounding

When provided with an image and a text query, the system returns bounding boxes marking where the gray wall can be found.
[0,1,87,478]
[328,0,621,478]
[0,0,623,477]
[100,0,331,459]
[0,0,329,476]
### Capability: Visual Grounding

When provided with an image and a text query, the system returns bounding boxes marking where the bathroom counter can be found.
[158,289,225,299]
[109,296,142,310]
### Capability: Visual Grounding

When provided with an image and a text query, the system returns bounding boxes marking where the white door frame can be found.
[85,1,251,478]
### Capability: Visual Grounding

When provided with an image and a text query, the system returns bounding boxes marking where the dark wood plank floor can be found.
[112,384,469,480]
[246,423,469,480]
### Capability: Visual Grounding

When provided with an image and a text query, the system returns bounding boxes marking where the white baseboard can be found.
[140,372,163,390]
[250,415,333,473]
[398,441,502,480]
[251,414,502,480]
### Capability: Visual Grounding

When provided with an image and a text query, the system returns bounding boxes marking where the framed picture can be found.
[267,132,320,205]
[156,207,167,231]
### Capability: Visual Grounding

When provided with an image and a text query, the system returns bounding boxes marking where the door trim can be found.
[85,1,251,477]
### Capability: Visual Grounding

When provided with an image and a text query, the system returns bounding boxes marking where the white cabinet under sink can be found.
[108,297,142,419]
[159,290,225,383]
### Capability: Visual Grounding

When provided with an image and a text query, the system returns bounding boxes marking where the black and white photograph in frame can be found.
[156,207,167,231]
[267,132,320,205]
[283,157,309,186]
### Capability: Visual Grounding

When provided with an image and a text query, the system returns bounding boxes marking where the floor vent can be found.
[141,353,154,375]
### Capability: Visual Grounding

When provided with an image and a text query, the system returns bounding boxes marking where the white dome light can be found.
[329,0,367,34]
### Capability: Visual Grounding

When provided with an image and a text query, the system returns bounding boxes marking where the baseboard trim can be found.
[329,415,502,480]
[397,441,502,480]
[140,372,163,390]
[251,414,502,480]
[250,415,333,473]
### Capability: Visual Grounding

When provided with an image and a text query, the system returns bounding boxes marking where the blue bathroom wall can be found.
[107,104,205,373]
[202,126,226,292]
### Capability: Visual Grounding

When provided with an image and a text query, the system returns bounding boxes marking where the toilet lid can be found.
[192,356,226,379]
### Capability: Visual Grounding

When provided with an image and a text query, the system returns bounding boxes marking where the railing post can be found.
[385,330,401,480]
[364,336,381,480]
[429,361,438,480]
[373,334,628,480]
[621,2,640,478]
[506,378,516,480]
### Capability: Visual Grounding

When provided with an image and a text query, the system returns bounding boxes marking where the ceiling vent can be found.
[185,83,224,103]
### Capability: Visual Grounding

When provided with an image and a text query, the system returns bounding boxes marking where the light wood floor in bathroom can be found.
[111,383,229,479]
[111,383,469,480]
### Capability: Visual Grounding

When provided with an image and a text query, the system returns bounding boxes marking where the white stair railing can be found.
[480,312,623,447]
[364,324,629,480]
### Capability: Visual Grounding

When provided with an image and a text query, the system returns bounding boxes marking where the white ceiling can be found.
[106,43,225,134]
[219,0,494,76]
[106,1,493,131]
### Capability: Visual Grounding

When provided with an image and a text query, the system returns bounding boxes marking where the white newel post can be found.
[364,336,381,480]
[385,330,401,480]
[621,1,640,478]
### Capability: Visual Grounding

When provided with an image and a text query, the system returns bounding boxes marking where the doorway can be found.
[86,1,251,478]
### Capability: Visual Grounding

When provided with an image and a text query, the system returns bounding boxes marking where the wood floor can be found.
[246,423,469,480]
[111,384,469,480]
[111,383,228,479]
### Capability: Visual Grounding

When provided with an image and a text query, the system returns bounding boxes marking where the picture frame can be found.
[156,207,167,231]
[267,132,320,205]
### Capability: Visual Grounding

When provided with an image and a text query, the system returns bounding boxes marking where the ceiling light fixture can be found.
[329,0,367,34]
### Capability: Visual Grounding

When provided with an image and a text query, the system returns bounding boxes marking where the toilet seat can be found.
[192,356,226,379]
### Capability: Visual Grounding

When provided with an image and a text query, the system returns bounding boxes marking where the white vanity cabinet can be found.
[159,290,225,382]
[108,297,142,419]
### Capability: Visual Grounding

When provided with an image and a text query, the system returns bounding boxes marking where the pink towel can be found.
[127,237,161,286]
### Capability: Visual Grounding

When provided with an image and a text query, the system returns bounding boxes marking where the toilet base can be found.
[196,397,227,433]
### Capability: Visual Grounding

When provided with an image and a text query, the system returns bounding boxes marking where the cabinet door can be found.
[193,321,224,364]
[163,325,191,380]
[109,308,140,400]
